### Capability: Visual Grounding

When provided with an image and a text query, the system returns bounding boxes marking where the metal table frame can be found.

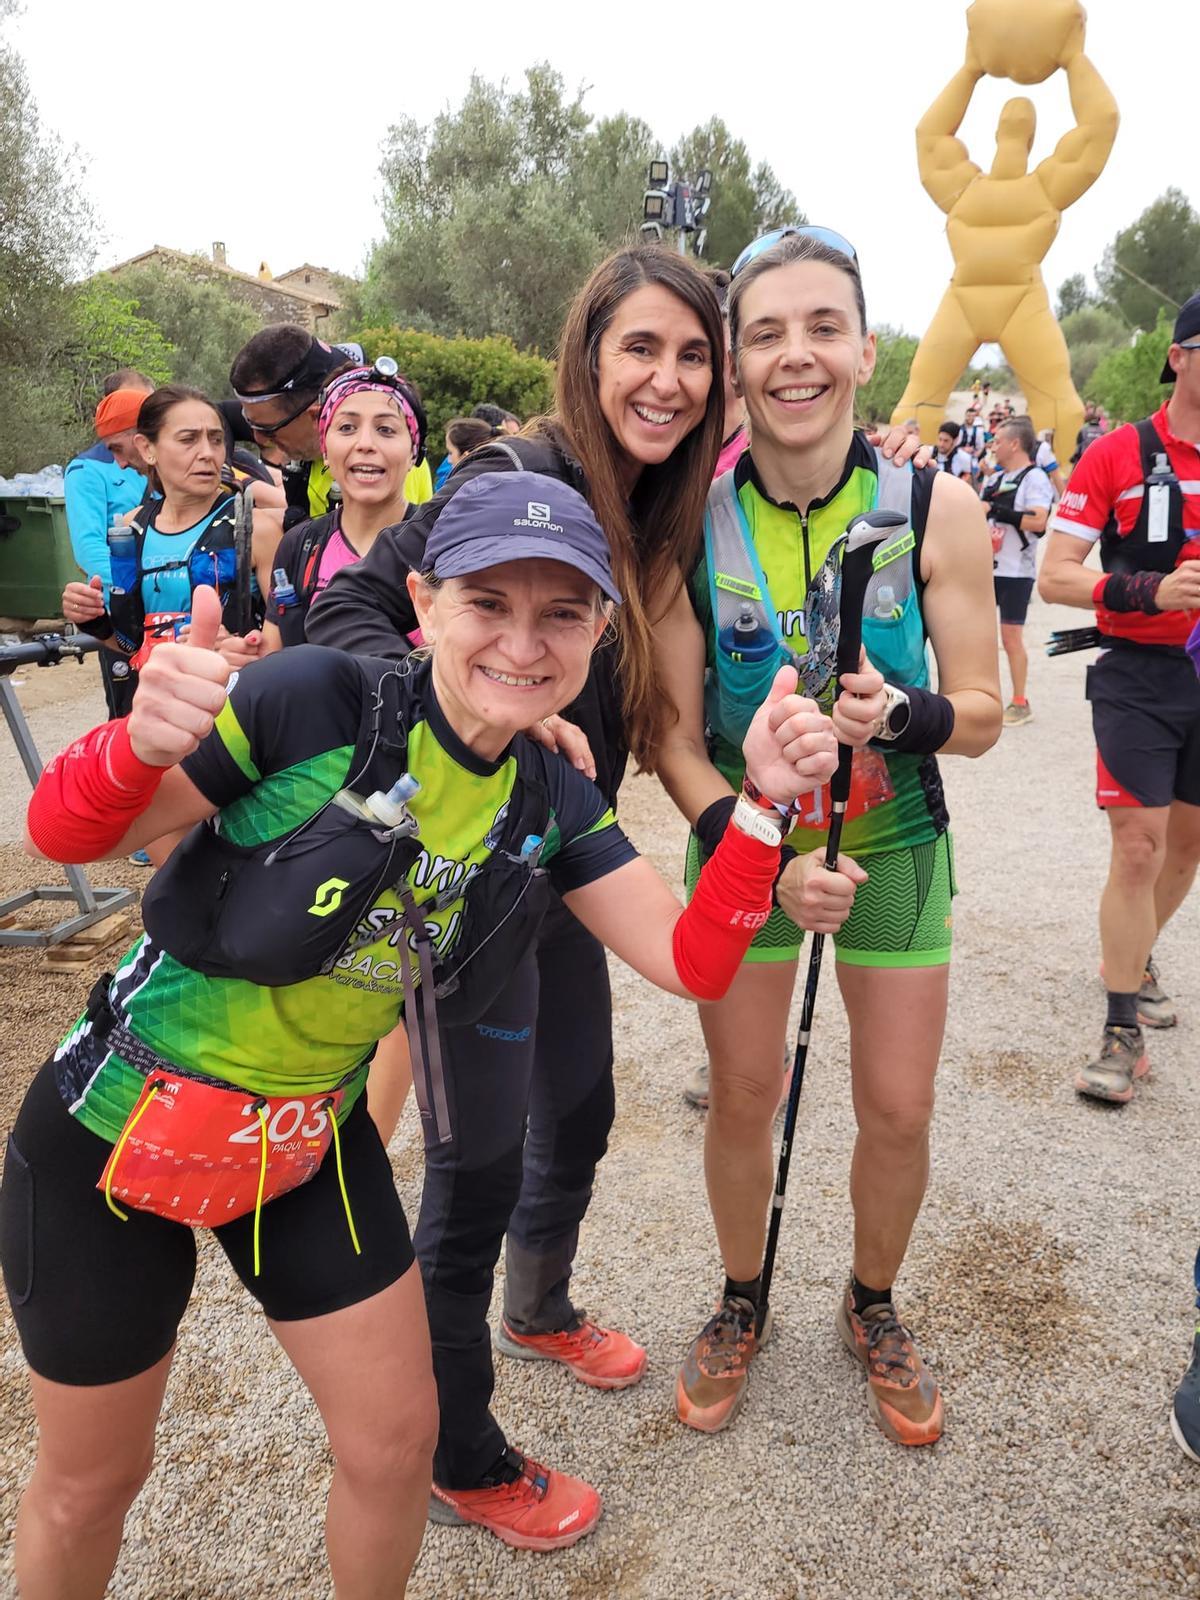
[0,668,135,948]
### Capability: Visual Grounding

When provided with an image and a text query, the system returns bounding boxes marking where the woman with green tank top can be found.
[654,229,1002,1447]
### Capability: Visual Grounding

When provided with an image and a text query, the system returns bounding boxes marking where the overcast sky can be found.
[12,0,1197,346]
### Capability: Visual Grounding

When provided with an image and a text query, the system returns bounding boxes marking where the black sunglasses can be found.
[241,390,316,437]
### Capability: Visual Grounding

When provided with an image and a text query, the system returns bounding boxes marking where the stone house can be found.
[104,243,347,332]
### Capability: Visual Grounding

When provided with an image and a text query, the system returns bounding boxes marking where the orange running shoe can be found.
[495,1317,647,1389]
[836,1288,943,1446]
[675,1294,773,1433]
[428,1449,601,1551]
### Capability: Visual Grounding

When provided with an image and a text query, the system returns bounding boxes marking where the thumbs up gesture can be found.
[127,586,232,767]
[741,665,838,807]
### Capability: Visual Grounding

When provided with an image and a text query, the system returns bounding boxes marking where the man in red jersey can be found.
[1040,292,1200,1102]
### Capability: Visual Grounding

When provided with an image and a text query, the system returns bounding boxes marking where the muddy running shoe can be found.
[1073,1025,1149,1103]
[429,1448,601,1550]
[684,1058,793,1112]
[1002,700,1033,727]
[676,1294,773,1433]
[1171,1332,1200,1464]
[1099,957,1178,1029]
[494,1317,646,1389]
[1136,959,1177,1029]
[837,1289,943,1446]
[683,1058,710,1108]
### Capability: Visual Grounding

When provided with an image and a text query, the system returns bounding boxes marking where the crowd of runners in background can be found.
[3,235,1200,1598]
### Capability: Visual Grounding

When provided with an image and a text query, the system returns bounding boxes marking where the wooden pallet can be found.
[42,910,136,971]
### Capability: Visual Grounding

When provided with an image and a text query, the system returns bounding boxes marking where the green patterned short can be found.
[684,830,957,968]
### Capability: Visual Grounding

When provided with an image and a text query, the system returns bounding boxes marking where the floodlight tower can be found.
[641,160,713,257]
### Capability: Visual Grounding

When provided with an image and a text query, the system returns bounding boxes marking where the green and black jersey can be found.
[54,649,637,1142]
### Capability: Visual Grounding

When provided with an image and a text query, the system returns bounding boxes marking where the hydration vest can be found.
[702,450,931,748]
[271,512,339,646]
[107,491,259,653]
[981,464,1039,550]
[140,653,553,1023]
[1100,417,1191,577]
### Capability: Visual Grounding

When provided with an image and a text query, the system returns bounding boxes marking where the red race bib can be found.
[130,611,189,671]
[97,1070,346,1228]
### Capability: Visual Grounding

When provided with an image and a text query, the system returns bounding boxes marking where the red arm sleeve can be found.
[671,820,778,1001]
[27,719,165,863]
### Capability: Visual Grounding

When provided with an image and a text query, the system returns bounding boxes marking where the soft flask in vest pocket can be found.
[860,527,930,691]
[710,602,787,744]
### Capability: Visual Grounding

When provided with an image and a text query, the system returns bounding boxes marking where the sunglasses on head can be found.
[730,225,858,280]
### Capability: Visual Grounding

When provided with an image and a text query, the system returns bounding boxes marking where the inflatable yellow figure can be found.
[892,0,1118,447]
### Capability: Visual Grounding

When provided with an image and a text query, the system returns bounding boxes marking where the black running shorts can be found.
[1086,645,1200,810]
[0,1063,415,1386]
[994,576,1034,626]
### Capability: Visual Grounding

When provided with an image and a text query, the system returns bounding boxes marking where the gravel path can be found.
[1,604,1198,1599]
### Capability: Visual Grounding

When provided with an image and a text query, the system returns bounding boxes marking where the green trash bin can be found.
[0,496,83,620]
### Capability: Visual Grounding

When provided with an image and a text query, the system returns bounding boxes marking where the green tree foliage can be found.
[1096,189,1200,333]
[365,67,797,352]
[856,328,920,425]
[352,325,555,462]
[0,0,100,470]
[1060,304,1128,395]
[109,265,261,399]
[1088,309,1173,425]
[1056,272,1094,319]
[669,118,800,268]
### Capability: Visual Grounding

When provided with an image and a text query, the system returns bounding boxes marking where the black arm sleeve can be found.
[305,443,537,658]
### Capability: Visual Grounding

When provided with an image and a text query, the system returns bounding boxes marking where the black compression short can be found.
[0,1063,414,1386]
[1087,645,1200,809]
[994,576,1034,627]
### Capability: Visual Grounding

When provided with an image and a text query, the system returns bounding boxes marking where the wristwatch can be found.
[732,792,789,846]
[872,684,912,742]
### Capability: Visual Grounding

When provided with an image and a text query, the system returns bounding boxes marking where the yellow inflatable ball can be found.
[966,0,1085,85]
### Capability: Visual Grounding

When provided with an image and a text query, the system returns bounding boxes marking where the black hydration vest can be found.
[108,490,259,653]
[270,512,339,647]
[140,654,553,1025]
[1100,417,1188,577]
[981,464,1038,549]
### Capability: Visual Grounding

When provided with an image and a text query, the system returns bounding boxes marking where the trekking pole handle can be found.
[830,511,905,808]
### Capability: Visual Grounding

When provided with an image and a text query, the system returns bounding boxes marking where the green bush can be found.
[857,328,919,426]
[1088,310,1173,424]
[351,325,556,461]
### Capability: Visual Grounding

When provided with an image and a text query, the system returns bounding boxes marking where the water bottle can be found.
[873,584,898,621]
[107,517,138,595]
[364,773,421,829]
[718,602,776,663]
[326,480,343,512]
[272,567,299,611]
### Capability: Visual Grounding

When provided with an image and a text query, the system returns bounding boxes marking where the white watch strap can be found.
[732,793,787,846]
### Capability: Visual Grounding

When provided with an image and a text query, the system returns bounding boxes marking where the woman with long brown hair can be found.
[306,244,725,1549]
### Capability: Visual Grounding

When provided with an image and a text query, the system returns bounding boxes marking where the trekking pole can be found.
[756,508,904,1336]
[232,479,255,637]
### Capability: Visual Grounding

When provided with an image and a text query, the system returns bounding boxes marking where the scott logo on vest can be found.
[475,1023,532,1043]
[308,877,350,917]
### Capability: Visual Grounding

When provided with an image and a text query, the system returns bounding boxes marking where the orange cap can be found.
[95,388,147,440]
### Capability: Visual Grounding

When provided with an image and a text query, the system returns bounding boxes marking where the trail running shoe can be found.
[128,848,153,866]
[494,1317,646,1389]
[837,1288,943,1447]
[1171,1331,1200,1464]
[684,1058,794,1112]
[1073,1025,1149,1103]
[676,1293,773,1434]
[1099,957,1178,1029]
[1136,959,1177,1029]
[683,1059,710,1108]
[1002,700,1033,726]
[428,1448,601,1551]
